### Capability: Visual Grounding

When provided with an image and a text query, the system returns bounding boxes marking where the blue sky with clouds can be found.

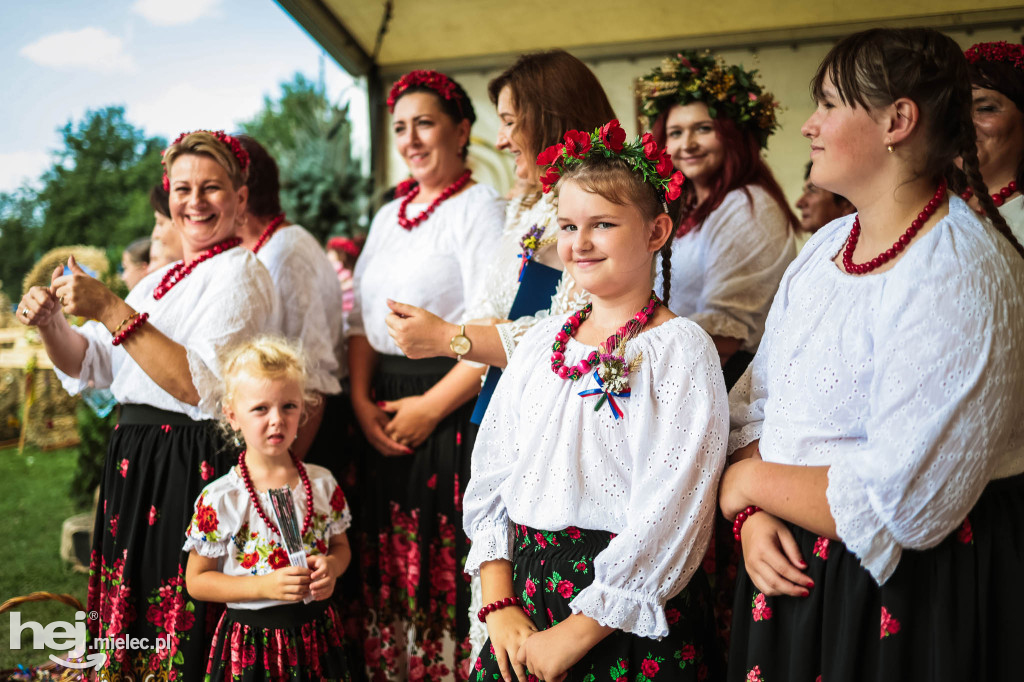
[0,0,368,192]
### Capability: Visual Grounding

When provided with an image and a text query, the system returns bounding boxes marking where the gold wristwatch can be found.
[449,324,472,360]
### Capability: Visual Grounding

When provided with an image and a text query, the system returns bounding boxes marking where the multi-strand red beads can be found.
[153,236,241,300]
[961,180,1018,207]
[252,214,286,255]
[842,180,947,275]
[237,450,315,538]
[550,291,662,381]
[732,505,762,542]
[477,596,522,623]
[397,170,472,230]
[111,312,149,346]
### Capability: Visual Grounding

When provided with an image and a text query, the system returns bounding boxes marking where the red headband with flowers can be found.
[536,120,685,205]
[387,70,464,114]
[965,41,1024,71]
[327,236,361,257]
[161,130,251,191]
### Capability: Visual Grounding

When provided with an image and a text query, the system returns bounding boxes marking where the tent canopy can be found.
[278,0,1023,78]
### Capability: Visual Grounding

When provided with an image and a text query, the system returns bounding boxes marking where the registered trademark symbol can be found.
[88,611,99,621]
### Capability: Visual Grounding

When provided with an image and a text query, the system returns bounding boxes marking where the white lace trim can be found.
[570,582,669,640]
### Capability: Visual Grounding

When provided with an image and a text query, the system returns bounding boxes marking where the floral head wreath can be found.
[965,41,1024,71]
[161,130,250,191]
[637,51,780,149]
[387,69,465,117]
[536,119,685,206]
[326,236,361,257]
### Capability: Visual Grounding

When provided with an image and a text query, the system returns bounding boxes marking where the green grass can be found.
[0,446,90,672]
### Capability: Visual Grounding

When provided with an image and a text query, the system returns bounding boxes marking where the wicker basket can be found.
[0,592,88,681]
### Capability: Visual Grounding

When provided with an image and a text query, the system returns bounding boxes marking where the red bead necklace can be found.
[251,214,286,255]
[551,291,662,380]
[153,236,242,300]
[397,170,472,230]
[842,180,946,275]
[960,179,1019,207]
[236,450,315,538]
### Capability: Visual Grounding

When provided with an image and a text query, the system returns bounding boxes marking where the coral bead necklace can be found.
[842,180,946,275]
[960,179,1018,207]
[397,170,472,230]
[153,236,242,300]
[251,213,286,255]
[237,450,314,538]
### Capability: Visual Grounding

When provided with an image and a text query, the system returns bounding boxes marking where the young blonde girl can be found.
[721,28,1024,681]
[464,123,726,682]
[184,336,352,681]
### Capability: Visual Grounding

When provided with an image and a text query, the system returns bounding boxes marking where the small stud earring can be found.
[233,434,244,447]
[886,144,895,153]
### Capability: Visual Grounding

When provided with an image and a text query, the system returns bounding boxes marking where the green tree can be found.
[0,189,40,301]
[241,73,369,244]
[33,106,164,260]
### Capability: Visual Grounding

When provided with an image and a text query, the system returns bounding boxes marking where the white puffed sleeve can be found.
[184,261,278,415]
[826,264,1023,584]
[55,320,115,394]
[687,187,795,347]
[569,323,729,638]
[183,478,245,558]
[306,464,352,540]
[462,342,532,574]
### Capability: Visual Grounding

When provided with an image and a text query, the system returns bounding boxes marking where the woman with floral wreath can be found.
[16,130,279,679]
[962,41,1024,239]
[381,50,617,664]
[346,69,505,680]
[638,51,798,390]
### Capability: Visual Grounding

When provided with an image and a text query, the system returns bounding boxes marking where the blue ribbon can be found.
[578,370,630,419]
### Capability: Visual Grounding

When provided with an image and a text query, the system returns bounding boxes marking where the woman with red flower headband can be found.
[347,69,504,681]
[721,29,1024,681]
[638,51,798,390]
[464,127,726,682]
[16,130,279,679]
[963,41,1024,238]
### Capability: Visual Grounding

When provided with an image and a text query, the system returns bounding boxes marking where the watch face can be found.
[451,335,471,355]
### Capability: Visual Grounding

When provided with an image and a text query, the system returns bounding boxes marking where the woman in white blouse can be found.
[638,51,798,389]
[17,130,278,680]
[720,29,1024,681]
[346,70,505,680]
[963,41,1024,239]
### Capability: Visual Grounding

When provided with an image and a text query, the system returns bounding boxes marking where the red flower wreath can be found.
[160,129,250,190]
[965,41,1024,70]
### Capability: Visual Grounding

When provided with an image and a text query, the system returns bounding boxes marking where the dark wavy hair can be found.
[235,134,282,219]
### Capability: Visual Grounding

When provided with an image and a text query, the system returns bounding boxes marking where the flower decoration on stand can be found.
[536,119,686,204]
[636,51,780,148]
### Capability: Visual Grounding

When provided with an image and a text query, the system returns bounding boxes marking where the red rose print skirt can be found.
[473,525,724,682]
[359,356,475,681]
[728,472,1024,682]
[87,404,232,680]
[205,601,350,681]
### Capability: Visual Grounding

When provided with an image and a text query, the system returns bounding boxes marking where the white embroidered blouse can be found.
[660,185,796,352]
[348,184,506,356]
[256,224,344,393]
[463,192,590,363]
[728,196,1024,584]
[56,248,279,420]
[463,316,729,639]
[183,463,352,610]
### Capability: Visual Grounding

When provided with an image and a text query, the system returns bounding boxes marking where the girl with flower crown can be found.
[464,127,726,682]
[16,130,280,678]
[721,28,1024,681]
[638,51,798,390]
[347,69,505,680]
[184,336,351,681]
[962,40,1024,238]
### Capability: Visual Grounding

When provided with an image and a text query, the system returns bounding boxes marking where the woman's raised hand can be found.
[385,299,455,359]
[17,265,63,327]
[50,256,120,323]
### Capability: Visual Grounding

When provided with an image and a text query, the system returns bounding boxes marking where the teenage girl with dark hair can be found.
[721,27,1024,681]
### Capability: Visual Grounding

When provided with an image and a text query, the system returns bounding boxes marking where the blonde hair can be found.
[556,157,680,304]
[163,131,248,189]
[219,336,320,437]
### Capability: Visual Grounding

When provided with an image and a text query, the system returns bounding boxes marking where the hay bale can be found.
[22,245,110,294]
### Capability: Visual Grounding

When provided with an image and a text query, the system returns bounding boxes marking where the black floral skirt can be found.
[474,525,724,682]
[728,472,1024,682]
[360,355,476,681]
[87,404,233,680]
[205,601,350,681]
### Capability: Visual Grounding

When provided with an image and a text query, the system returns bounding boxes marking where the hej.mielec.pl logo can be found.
[9,610,172,670]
